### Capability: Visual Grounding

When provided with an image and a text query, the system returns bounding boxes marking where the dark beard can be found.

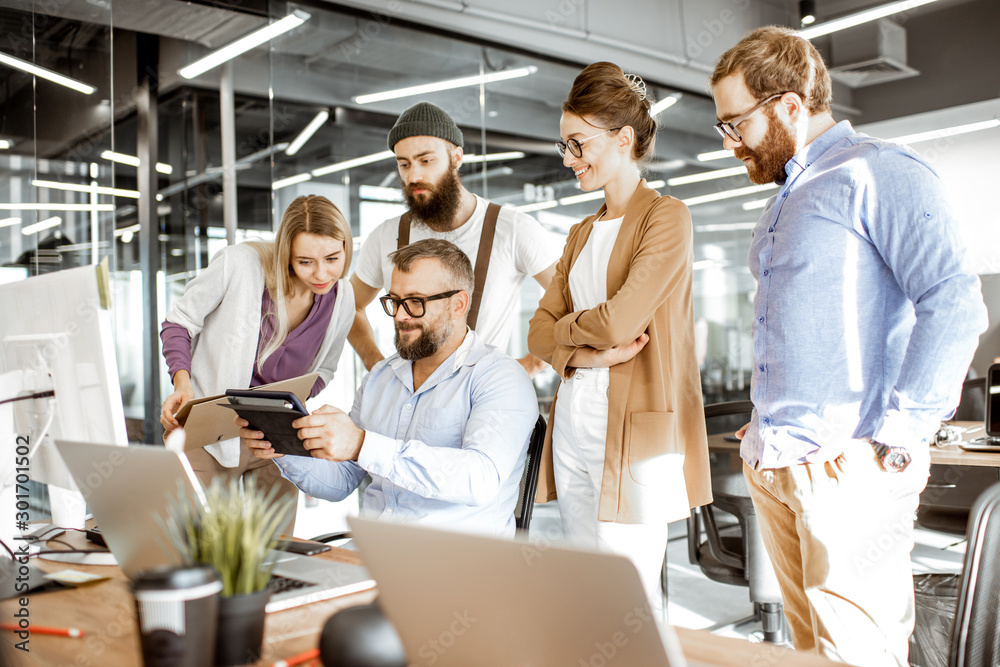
[402,164,463,233]
[394,318,453,361]
[735,106,797,185]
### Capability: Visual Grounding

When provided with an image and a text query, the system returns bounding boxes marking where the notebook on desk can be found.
[348,516,691,667]
[54,439,374,612]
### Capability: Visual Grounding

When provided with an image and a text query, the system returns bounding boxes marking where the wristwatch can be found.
[870,439,912,473]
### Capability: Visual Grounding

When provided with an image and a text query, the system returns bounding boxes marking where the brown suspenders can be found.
[396,202,500,331]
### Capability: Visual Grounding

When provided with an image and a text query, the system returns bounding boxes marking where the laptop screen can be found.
[989,364,1000,437]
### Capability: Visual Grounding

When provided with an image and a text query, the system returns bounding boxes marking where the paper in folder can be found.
[172,373,318,449]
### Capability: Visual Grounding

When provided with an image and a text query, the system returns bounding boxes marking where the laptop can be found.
[54,439,374,612]
[961,362,1000,452]
[347,516,690,667]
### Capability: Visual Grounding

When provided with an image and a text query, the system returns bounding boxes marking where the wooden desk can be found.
[707,421,1000,468]
[0,531,839,667]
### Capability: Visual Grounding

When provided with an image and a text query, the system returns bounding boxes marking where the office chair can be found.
[515,415,547,533]
[686,400,785,643]
[917,376,993,537]
[312,414,547,543]
[949,482,1000,667]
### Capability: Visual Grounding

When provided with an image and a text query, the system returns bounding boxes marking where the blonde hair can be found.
[710,26,832,114]
[563,62,658,163]
[248,195,353,371]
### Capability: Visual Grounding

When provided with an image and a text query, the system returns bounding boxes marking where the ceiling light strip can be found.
[355,66,538,105]
[0,203,116,212]
[697,149,736,162]
[179,10,311,79]
[798,0,942,39]
[682,183,777,207]
[463,152,526,164]
[311,150,395,177]
[21,216,62,235]
[33,179,140,199]
[285,110,329,156]
[889,119,1000,145]
[667,166,748,187]
[100,150,173,175]
[0,51,95,94]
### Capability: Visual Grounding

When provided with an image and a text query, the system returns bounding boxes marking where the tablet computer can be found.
[220,389,311,457]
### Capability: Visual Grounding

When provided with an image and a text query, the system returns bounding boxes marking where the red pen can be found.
[0,623,84,637]
[272,647,320,667]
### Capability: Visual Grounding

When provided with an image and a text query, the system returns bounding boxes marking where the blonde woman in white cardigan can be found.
[160,195,355,524]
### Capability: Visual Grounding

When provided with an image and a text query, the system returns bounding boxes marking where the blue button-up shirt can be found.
[742,121,987,469]
[275,330,538,536]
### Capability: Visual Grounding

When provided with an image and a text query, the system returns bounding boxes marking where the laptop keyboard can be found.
[267,574,310,595]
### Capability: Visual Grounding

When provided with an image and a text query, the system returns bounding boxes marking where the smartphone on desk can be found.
[222,390,311,457]
[277,539,332,557]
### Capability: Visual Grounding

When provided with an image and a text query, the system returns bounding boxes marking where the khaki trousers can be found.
[185,444,299,536]
[744,438,930,666]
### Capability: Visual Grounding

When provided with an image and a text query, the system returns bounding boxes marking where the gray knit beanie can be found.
[387,102,464,150]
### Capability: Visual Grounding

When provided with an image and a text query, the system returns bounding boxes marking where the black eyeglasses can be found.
[380,290,460,318]
[555,127,622,158]
[714,92,789,143]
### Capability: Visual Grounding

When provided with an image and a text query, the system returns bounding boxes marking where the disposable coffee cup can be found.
[131,566,222,667]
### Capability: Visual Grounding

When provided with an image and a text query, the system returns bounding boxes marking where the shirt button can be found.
[781,192,788,198]
[404,404,412,411]
[575,372,583,380]
[768,227,774,233]
[763,417,770,425]
[758,365,765,372]
[762,270,769,277]
[758,316,764,323]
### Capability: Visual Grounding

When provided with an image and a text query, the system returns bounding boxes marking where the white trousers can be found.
[552,368,670,617]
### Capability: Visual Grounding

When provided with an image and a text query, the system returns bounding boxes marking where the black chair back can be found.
[514,415,547,533]
[950,482,1000,667]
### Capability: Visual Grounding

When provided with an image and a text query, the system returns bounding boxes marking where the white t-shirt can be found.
[355,195,561,350]
[568,215,624,311]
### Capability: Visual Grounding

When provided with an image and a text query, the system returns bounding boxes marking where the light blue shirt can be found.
[742,121,987,469]
[275,330,538,536]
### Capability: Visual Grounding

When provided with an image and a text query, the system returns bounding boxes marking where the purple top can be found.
[160,284,338,398]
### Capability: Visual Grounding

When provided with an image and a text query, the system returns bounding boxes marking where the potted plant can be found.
[159,475,295,666]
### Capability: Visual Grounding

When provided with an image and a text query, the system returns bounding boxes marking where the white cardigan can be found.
[164,243,355,467]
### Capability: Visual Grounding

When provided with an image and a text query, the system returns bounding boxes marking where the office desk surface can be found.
[2,531,839,667]
[707,421,1000,468]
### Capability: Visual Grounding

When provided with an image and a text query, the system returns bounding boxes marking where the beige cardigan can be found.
[528,181,712,523]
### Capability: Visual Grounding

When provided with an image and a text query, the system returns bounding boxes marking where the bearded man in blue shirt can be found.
[710,26,987,666]
[241,239,538,538]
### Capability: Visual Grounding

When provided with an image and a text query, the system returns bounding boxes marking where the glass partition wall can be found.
[1,0,759,525]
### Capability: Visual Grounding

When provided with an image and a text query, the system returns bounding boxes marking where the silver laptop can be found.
[55,439,374,612]
[348,516,689,667]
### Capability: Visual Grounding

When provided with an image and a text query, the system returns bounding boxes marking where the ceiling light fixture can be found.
[0,202,115,212]
[100,150,173,175]
[271,173,313,190]
[742,199,771,211]
[0,217,21,228]
[21,216,62,235]
[354,66,538,105]
[285,110,329,156]
[888,118,1000,145]
[697,149,736,162]
[179,10,311,79]
[667,166,748,187]
[0,51,96,94]
[463,151,526,164]
[649,95,680,118]
[799,0,817,26]
[0,139,10,150]
[799,0,943,39]
[682,183,778,207]
[311,150,395,177]
[33,179,140,199]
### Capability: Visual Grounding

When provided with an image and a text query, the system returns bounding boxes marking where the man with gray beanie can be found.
[348,101,560,376]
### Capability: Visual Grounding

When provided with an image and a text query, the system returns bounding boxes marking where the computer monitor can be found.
[987,363,1000,439]
[0,260,127,537]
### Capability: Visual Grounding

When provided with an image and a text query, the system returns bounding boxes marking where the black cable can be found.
[0,390,55,407]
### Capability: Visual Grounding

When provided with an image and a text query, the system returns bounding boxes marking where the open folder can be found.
[173,372,318,449]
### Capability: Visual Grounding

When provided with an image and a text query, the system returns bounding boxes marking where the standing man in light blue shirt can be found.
[241,239,538,537]
[710,27,987,666]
